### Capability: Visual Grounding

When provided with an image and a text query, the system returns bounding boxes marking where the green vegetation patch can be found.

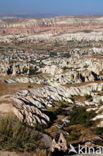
[94,127,103,136]
[0,116,41,152]
[69,106,96,127]
[29,66,39,75]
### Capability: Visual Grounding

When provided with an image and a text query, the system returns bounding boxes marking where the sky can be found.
[0,0,103,16]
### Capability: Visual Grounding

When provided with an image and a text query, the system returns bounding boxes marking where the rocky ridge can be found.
[0,82,103,127]
[3,56,103,85]
[1,16,103,43]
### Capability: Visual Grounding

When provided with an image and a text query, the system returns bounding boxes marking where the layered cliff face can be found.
[1,16,103,35]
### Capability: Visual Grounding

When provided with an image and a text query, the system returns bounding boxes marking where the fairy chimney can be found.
[57,133,68,152]
[50,139,57,152]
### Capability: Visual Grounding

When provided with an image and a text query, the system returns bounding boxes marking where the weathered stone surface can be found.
[50,133,67,152]
[0,82,103,126]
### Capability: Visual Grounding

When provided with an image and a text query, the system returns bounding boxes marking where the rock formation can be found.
[50,133,67,153]
[0,82,103,126]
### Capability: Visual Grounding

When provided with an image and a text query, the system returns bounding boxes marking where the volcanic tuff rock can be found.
[1,16,103,43]
[0,82,103,126]
[2,55,103,85]
[1,16,103,35]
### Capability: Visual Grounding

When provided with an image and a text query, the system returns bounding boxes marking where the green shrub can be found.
[95,140,103,146]
[47,106,64,127]
[29,66,38,75]
[67,131,81,141]
[23,68,28,74]
[35,123,46,133]
[49,52,57,57]
[94,127,103,136]
[53,107,63,117]
[69,106,96,127]
[0,116,41,152]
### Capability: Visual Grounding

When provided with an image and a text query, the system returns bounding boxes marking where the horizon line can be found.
[0,13,103,18]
